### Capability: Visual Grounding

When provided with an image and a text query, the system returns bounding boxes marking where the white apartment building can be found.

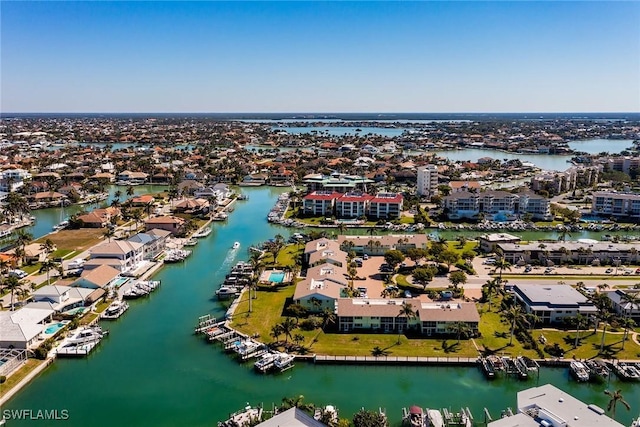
[592,191,640,218]
[416,165,438,197]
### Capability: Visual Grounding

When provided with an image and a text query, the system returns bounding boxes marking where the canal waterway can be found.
[4,187,640,426]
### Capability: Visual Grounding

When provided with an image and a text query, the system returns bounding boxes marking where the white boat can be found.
[254,352,279,372]
[216,286,239,299]
[570,361,590,382]
[274,353,295,371]
[184,238,198,246]
[105,300,128,316]
[53,220,69,231]
[193,227,212,238]
[232,241,240,249]
[66,326,105,345]
[427,409,444,427]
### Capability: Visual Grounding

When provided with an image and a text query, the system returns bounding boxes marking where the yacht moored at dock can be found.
[101,299,129,320]
[402,406,427,427]
[193,226,212,238]
[479,357,495,380]
[569,360,590,382]
[612,362,640,381]
[427,409,444,427]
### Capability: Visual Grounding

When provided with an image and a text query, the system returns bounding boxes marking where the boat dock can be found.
[56,340,101,357]
[313,355,478,365]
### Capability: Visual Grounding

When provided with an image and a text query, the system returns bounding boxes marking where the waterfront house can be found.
[336,299,480,335]
[31,285,94,313]
[73,265,121,289]
[173,198,210,215]
[512,284,597,325]
[23,243,49,264]
[0,306,54,349]
[88,240,144,272]
[77,207,120,228]
[128,229,171,260]
[129,194,155,208]
[116,170,148,183]
[145,215,186,235]
[177,179,204,196]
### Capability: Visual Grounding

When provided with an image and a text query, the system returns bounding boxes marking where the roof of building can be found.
[257,407,326,427]
[90,240,143,256]
[303,191,342,201]
[480,233,521,242]
[514,284,595,310]
[76,265,120,288]
[145,215,186,225]
[336,299,480,322]
[293,277,347,301]
[517,384,624,427]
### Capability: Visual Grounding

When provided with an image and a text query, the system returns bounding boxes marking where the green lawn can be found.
[48,249,75,259]
[536,329,640,360]
[0,359,44,399]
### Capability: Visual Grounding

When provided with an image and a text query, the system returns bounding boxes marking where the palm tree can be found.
[483,278,501,311]
[604,389,630,420]
[103,228,115,243]
[2,275,22,311]
[270,324,284,343]
[321,308,337,331]
[40,238,56,255]
[279,317,297,343]
[39,260,59,286]
[619,292,640,348]
[126,185,135,198]
[572,313,589,348]
[598,311,615,353]
[14,230,33,264]
[504,305,525,346]
[491,257,512,284]
[448,321,471,344]
[396,302,416,344]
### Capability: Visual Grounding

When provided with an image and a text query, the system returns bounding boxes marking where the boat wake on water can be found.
[218,248,238,272]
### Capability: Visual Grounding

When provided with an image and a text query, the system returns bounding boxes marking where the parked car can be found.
[8,269,28,279]
[404,290,412,298]
[524,266,532,273]
[635,268,640,274]
[363,254,369,260]
[605,268,613,274]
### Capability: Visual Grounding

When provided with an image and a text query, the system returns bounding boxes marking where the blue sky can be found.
[1,1,639,113]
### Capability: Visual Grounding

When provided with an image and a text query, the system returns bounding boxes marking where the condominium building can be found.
[530,166,600,195]
[592,191,640,218]
[416,165,438,197]
[443,191,551,220]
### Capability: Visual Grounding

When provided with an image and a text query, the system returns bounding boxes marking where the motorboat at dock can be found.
[570,360,590,382]
[122,280,161,299]
[163,249,192,263]
[427,409,444,427]
[612,362,640,381]
[100,299,129,320]
[192,227,212,238]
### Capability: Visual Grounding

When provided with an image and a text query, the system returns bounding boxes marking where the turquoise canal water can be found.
[4,187,640,426]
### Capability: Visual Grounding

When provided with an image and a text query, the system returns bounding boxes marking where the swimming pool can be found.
[65,307,86,316]
[268,272,286,283]
[111,277,130,288]
[44,321,69,335]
